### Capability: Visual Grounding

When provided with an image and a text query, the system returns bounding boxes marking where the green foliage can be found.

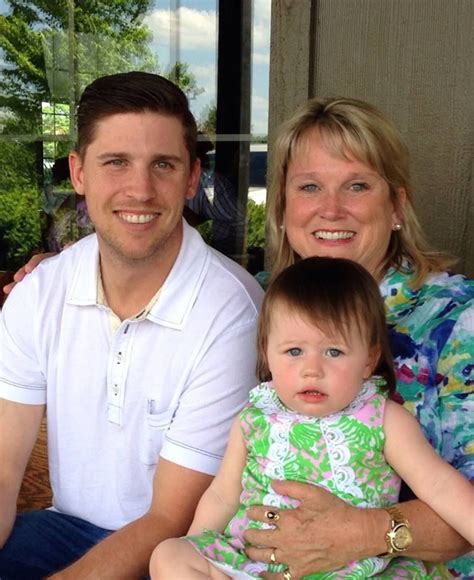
[166,61,204,101]
[198,102,217,134]
[0,0,158,129]
[0,185,42,270]
[246,199,266,248]
[0,0,206,269]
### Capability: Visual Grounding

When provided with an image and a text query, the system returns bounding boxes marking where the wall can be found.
[269,0,473,276]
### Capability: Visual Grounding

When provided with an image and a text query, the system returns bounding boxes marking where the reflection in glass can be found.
[0,0,269,270]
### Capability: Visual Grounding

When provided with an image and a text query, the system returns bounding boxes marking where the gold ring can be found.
[270,549,277,564]
[264,509,280,522]
[283,571,293,580]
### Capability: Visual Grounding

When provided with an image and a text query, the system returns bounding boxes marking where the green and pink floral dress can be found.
[186,380,446,578]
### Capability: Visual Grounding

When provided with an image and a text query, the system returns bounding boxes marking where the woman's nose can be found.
[318,191,345,219]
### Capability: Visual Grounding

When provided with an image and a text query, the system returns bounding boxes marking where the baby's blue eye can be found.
[287,347,302,357]
[326,348,343,358]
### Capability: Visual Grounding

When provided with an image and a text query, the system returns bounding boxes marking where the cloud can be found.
[144,7,216,53]
[143,1,271,135]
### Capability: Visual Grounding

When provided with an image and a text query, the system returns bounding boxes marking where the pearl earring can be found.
[393,224,402,231]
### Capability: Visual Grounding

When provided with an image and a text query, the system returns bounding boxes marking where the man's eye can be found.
[287,347,302,357]
[326,348,343,358]
[155,161,172,170]
[107,159,124,167]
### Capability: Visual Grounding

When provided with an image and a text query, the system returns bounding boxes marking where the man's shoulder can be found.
[207,247,264,303]
[5,235,97,309]
[177,223,264,313]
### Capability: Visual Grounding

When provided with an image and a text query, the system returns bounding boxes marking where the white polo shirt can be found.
[0,221,263,530]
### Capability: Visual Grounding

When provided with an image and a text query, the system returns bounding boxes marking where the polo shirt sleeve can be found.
[0,276,46,405]
[160,317,258,476]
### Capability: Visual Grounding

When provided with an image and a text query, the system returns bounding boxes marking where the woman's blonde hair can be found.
[267,97,454,287]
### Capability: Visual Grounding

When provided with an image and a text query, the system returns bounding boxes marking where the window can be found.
[0,0,270,272]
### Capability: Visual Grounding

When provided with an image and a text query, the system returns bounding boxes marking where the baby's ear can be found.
[364,346,381,379]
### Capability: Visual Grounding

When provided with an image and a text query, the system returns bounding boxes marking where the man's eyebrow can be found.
[96,152,129,160]
[96,152,184,163]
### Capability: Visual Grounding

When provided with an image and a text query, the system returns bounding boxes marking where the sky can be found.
[143,0,271,135]
[0,0,271,136]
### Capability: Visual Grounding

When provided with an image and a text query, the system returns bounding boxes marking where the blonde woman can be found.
[244,98,473,579]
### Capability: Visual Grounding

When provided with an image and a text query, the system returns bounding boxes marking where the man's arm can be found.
[50,458,213,580]
[0,398,45,547]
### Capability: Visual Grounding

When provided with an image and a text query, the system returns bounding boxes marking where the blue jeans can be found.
[0,510,111,579]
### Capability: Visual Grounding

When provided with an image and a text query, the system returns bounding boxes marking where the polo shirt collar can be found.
[147,220,211,329]
[67,222,211,330]
[67,235,100,306]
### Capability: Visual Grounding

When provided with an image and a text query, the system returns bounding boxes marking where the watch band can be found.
[379,505,412,558]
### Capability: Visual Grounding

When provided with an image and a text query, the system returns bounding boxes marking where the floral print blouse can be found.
[380,265,473,577]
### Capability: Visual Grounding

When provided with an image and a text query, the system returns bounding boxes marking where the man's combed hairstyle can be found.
[76,71,197,163]
[267,97,454,288]
[257,257,396,394]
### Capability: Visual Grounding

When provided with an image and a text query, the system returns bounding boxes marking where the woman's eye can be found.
[350,182,369,192]
[301,183,318,193]
[326,348,343,358]
[287,347,303,357]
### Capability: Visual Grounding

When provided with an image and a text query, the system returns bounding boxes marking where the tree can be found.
[0,0,203,269]
[166,61,204,102]
[0,0,158,132]
[198,102,217,135]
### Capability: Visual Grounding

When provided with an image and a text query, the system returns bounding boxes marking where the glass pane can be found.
[0,0,269,272]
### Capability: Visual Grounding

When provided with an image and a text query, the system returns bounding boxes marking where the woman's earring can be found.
[392,223,402,231]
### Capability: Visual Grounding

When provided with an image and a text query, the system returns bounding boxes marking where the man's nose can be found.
[126,168,155,202]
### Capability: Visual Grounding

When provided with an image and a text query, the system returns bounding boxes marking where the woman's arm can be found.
[188,416,247,535]
[2,253,56,295]
[384,400,474,544]
[244,481,471,578]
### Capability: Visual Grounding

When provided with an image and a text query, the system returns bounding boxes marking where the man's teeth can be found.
[314,231,354,240]
[119,213,155,224]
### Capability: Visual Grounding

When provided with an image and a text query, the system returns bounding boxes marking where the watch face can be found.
[393,524,412,550]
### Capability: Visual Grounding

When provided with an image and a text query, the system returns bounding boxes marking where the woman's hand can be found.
[244,480,386,579]
[2,252,57,295]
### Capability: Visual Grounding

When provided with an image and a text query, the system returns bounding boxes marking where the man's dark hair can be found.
[257,257,396,394]
[76,71,197,163]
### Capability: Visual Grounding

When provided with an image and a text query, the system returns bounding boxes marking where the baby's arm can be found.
[384,400,474,545]
[187,416,248,535]
[150,418,248,578]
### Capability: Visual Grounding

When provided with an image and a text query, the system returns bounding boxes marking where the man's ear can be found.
[69,152,85,196]
[186,158,201,201]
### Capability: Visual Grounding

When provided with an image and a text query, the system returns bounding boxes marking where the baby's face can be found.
[265,310,378,417]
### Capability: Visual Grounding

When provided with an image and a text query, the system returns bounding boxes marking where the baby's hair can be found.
[257,257,396,394]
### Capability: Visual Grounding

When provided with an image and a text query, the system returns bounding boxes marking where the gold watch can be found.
[379,506,412,557]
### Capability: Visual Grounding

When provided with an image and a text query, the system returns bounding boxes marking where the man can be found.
[0,72,263,578]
